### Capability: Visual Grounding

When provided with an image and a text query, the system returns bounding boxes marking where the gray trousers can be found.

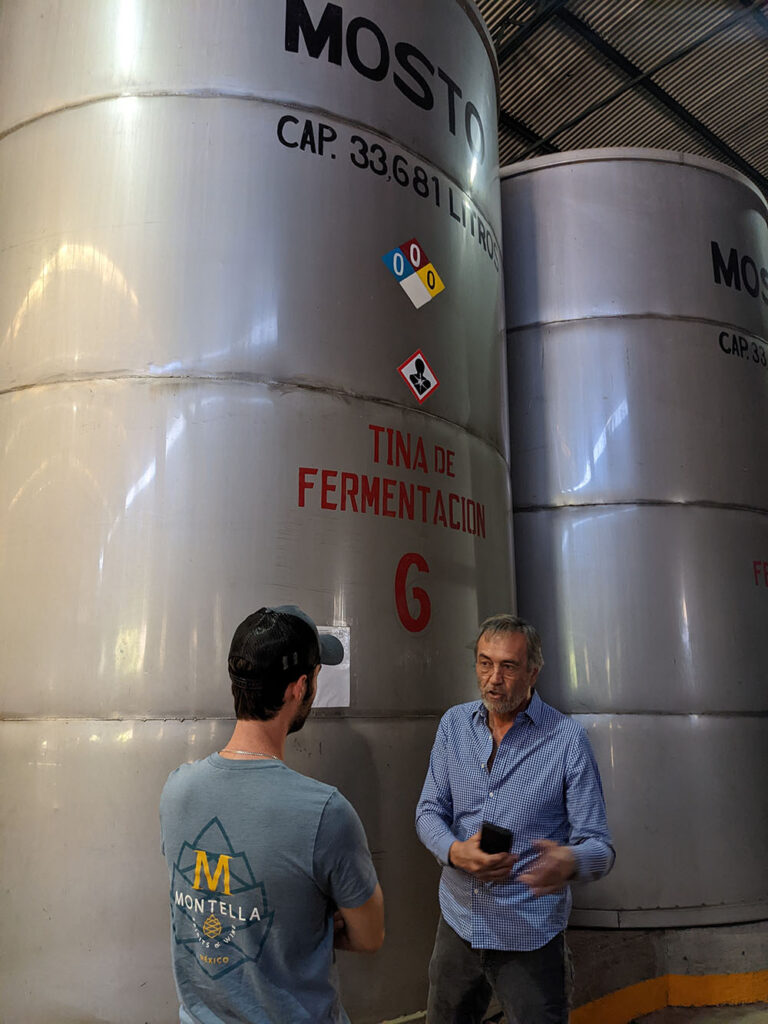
[426,915,572,1024]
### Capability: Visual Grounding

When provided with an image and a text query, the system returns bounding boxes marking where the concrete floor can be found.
[633,1006,768,1023]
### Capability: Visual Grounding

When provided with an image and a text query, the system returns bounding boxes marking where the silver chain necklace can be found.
[220,748,282,760]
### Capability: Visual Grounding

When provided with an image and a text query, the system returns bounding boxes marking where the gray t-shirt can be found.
[160,754,378,1023]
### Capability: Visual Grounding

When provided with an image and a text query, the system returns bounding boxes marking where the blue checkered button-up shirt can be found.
[415,692,614,951]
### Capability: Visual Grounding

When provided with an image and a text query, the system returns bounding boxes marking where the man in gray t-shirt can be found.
[160,606,384,1024]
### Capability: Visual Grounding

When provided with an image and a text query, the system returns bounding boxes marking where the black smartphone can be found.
[479,821,513,854]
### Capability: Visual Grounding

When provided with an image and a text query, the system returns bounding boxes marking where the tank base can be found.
[569,919,768,1022]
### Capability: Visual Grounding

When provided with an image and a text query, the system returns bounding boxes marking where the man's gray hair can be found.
[474,614,544,672]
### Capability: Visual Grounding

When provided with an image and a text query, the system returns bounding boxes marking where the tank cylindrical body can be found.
[0,3,510,1020]
[501,149,768,927]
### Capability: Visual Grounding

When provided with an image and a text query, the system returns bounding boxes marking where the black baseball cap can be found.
[228,605,344,689]
[269,605,344,666]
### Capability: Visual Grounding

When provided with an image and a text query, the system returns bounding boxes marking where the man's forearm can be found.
[415,809,456,866]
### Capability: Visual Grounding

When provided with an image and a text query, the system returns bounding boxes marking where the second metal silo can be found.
[501,149,768,926]
[0,2,510,1021]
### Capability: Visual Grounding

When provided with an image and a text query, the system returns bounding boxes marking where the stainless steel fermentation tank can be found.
[502,149,768,926]
[0,2,511,1020]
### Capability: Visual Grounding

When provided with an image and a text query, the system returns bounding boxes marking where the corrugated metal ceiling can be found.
[475,0,768,195]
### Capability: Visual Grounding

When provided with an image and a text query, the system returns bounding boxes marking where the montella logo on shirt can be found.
[170,818,274,979]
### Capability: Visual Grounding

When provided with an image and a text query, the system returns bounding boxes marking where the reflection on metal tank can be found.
[501,149,768,927]
[0,3,511,1020]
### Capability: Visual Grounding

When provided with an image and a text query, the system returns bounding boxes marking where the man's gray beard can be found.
[481,693,527,716]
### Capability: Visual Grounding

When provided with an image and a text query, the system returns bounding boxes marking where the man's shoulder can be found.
[534,693,588,739]
[160,757,338,801]
[159,758,214,823]
[283,773,365,843]
[435,701,483,743]
[282,767,338,801]
[440,700,482,727]
[161,755,212,790]
[160,758,344,838]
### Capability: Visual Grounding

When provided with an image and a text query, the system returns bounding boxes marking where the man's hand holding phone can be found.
[448,824,517,881]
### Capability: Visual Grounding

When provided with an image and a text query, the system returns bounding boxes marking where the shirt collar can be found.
[471,690,543,727]
[525,690,544,724]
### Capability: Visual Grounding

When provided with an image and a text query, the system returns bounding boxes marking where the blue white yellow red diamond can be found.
[382,238,445,309]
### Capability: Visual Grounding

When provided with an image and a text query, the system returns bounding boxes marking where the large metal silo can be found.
[0,2,511,1021]
[501,149,768,927]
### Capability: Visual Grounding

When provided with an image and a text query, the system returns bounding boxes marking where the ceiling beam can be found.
[495,0,571,66]
[494,0,569,160]
[739,0,768,38]
[549,7,768,196]
[499,110,560,154]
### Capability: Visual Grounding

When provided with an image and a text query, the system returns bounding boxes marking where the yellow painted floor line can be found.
[572,971,768,1023]
[669,971,768,1007]
[377,973,768,1024]
[571,976,668,1024]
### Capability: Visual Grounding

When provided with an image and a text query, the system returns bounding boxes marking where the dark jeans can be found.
[426,915,572,1024]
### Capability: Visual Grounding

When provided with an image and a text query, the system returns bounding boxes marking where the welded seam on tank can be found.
[0,373,510,461]
[505,311,768,338]
[5,710,768,722]
[515,498,768,515]
[569,710,768,718]
[0,90,503,247]
[1,711,448,722]
[581,905,768,921]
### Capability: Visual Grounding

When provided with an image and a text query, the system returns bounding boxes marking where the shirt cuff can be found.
[435,834,456,868]
[569,840,615,882]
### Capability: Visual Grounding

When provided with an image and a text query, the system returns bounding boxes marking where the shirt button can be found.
[473,888,479,895]
[489,791,494,797]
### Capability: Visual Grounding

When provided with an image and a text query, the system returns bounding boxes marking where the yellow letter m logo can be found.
[193,849,232,895]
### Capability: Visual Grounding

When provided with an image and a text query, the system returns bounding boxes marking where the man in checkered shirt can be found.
[416,614,614,1024]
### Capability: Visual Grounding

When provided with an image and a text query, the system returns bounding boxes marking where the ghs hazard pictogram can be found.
[398,350,440,404]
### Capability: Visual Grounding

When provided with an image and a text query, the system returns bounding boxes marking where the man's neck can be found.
[221,719,287,760]
[487,693,533,733]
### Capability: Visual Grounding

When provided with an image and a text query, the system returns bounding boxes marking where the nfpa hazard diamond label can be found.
[398,350,439,404]
[382,238,445,309]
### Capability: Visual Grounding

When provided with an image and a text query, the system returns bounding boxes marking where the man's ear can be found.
[286,674,308,702]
